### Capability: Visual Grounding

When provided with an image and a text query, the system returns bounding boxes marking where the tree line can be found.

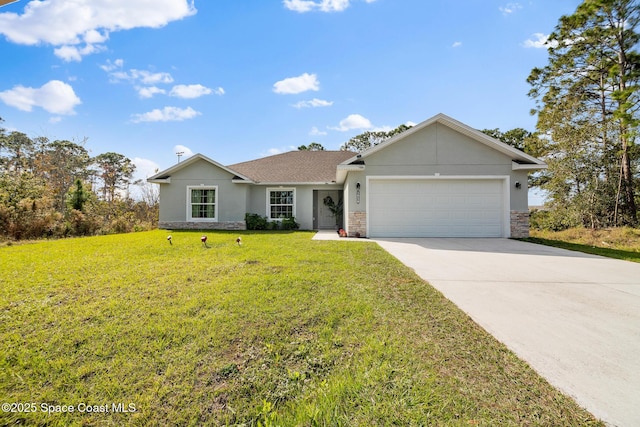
[0,119,158,240]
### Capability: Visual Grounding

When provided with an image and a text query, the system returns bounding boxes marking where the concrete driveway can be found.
[374,238,640,427]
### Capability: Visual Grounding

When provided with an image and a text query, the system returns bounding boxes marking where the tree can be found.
[481,128,544,157]
[93,152,135,202]
[340,124,412,152]
[68,179,89,212]
[36,140,91,212]
[298,142,325,151]
[527,0,640,227]
[0,131,37,173]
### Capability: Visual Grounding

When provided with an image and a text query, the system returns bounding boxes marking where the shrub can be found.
[281,216,299,230]
[65,209,100,236]
[109,213,135,234]
[530,207,581,231]
[268,220,280,230]
[245,213,268,230]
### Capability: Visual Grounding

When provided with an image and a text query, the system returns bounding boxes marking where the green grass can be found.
[528,227,640,263]
[1,230,603,426]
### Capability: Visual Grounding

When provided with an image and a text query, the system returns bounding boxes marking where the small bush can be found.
[65,209,100,236]
[530,207,580,231]
[268,220,279,230]
[281,216,299,230]
[245,213,268,230]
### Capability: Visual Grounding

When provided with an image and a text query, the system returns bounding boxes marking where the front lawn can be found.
[0,231,603,426]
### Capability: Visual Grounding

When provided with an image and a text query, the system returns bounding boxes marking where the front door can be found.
[317,190,341,229]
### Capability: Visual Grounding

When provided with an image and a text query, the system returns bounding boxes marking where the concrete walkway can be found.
[312,230,374,242]
[372,238,640,427]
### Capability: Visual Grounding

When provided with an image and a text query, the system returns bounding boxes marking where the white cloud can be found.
[0,0,196,61]
[169,84,213,99]
[499,2,522,16]
[102,61,220,100]
[0,80,81,115]
[100,58,124,72]
[130,157,162,200]
[283,0,374,13]
[329,114,373,131]
[284,0,317,13]
[133,70,174,85]
[273,73,319,94]
[452,41,462,48]
[105,67,174,85]
[173,145,194,159]
[133,157,161,178]
[523,33,557,49]
[309,126,327,136]
[54,43,106,62]
[293,98,333,108]
[131,106,201,123]
[137,86,166,99]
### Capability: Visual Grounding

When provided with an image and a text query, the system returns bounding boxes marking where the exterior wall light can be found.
[515,181,522,189]
[356,182,361,204]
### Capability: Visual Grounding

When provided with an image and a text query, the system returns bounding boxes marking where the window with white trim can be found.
[267,188,295,219]
[187,186,217,221]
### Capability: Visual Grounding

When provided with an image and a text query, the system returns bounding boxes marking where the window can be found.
[267,188,295,219]
[187,186,217,221]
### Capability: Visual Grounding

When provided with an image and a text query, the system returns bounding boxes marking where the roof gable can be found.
[340,113,546,168]
[147,153,253,183]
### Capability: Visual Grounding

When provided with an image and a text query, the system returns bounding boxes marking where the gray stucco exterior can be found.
[153,157,249,230]
[148,114,546,237]
[343,122,529,213]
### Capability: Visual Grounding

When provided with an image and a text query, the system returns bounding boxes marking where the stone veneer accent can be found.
[159,221,246,231]
[348,211,367,237]
[510,211,529,238]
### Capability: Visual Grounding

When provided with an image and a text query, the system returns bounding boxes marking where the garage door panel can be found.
[369,179,505,238]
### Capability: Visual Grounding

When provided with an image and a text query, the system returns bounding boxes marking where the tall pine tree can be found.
[528,0,640,226]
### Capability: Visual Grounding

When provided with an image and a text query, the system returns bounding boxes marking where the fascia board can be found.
[147,153,253,182]
[147,178,171,184]
[339,113,546,167]
[336,164,366,184]
[250,181,338,186]
[512,161,548,171]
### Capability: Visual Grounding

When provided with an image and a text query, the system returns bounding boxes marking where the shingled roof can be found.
[228,150,356,183]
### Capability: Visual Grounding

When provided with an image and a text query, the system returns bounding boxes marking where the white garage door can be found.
[368,178,506,238]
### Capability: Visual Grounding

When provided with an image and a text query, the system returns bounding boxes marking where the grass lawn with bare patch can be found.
[1,230,603,426]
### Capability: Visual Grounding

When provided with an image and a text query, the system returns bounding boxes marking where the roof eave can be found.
[147,177,171,184]
[512,161,548,171]
[339,113,547,167]
[252,181,341,186]
[146,153,253,182]
[336,164,366,184]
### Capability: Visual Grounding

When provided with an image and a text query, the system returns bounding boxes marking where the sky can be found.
[0,0,583,197]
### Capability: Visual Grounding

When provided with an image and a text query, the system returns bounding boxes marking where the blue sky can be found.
[0,0,581,189]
